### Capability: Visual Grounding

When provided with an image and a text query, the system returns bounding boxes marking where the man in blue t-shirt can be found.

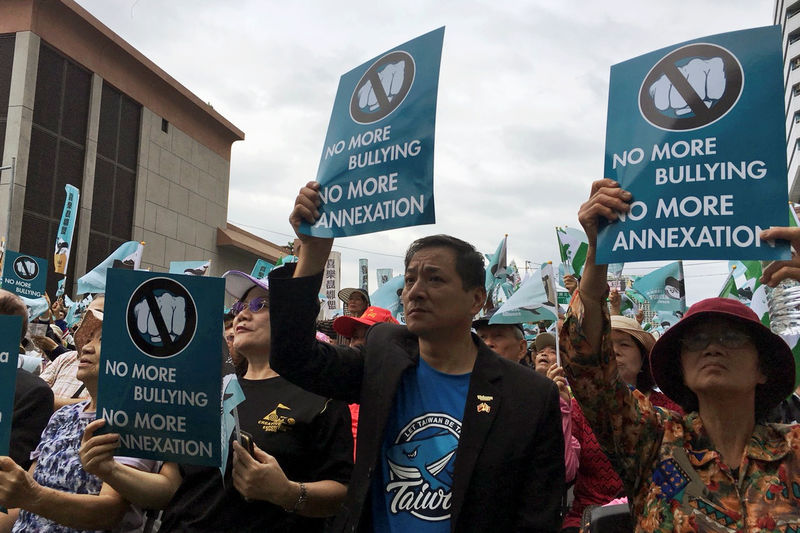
[268,181,565,532]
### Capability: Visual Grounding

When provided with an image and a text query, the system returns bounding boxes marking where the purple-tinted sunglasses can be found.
[231,296,269,316]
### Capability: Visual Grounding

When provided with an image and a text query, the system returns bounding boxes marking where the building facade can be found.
[775,0,800,201]
[0,0,287,297]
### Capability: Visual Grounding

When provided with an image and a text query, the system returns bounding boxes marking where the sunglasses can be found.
[679,330,752,352]
[231,296,269,316]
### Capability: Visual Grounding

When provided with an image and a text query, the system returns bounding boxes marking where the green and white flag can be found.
[556,227,588,277]
[718,270,739,300]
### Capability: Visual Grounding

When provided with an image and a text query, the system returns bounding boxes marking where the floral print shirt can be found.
[12,401,155,533]
[561,291,800,532]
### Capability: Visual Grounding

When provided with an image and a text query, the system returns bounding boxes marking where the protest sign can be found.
[97,269,224,466]
[302,27,445,237]
[598,26,790,263]
[1,250,47,298]
[250,259,273,279]
[54,184,79,275]
[0,316,22,458]
[322,252,341,319]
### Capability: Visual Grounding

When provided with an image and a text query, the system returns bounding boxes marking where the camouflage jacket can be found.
[561,290,800,532]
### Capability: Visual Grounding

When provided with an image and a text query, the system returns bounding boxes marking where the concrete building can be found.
[0,0,287,297]
[775,0,800,201]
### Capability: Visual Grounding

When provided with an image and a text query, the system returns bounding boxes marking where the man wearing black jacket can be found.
[267,181,565,532]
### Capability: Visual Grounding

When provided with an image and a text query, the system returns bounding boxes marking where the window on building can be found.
[87,82,140,273]
[0,34,15,169]
[793,57,800,71]
[20,42,90,297]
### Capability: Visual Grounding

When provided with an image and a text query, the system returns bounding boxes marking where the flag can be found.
[485,236,508,293]
[220,374,246,477]
[608,262,625,277]
[376,268,393,288]
[76,241,143,295]
[370,274,405,321]
[632,261,686,327]
[64,294,93,328]
[19,296,49,321]
[540,262,559,314]
[53,184,80,275]
[718,270,739,300]
[56,278,66,298]
[556,227,589,277]
[169,260,211,276]
[490,269,558,324]
[508,260,522,293]
[250,259,274,279]
[359,258,369,292]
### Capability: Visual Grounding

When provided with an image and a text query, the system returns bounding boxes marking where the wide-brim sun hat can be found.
[650,297,795,412]
[222,270,269,300]
[333,306,398,337]
[611,315,656,354]
[74,310,103,353]
[337,287,370,306]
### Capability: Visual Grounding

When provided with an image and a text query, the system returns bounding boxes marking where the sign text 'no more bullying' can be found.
[598,26,791,263]
[97,269,223,466]
[301,27,445,238]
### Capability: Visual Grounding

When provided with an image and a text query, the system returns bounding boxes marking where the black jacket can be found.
[269,265,565,532]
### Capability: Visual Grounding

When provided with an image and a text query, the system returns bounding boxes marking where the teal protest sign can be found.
[0,316,21,458]
[97,270,224,466]
[598,26,790,263]
[1,250,47,298]
[301,27,444,237]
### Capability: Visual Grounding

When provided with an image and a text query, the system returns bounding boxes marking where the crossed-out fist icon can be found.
[133,292,187,344]
[648,57,725,116]
[357,61,406,111]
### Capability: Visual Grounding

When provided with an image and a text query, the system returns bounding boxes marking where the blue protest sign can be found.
[0,316,22,457]
[97,269,224,466]
[598,26,790,263]
[1,250,47,298]
[301,27,445,237]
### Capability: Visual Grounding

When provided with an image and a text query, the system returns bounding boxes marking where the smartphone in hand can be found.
[240,431,255,457]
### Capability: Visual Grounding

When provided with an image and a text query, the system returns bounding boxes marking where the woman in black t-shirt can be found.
[79,270,354,532]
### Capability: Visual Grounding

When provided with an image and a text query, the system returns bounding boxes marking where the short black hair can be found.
[404,235,485,291]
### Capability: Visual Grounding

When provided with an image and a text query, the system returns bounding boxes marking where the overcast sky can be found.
[75,0,778,303]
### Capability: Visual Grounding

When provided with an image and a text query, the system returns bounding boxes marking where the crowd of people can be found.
[0,177,799,531]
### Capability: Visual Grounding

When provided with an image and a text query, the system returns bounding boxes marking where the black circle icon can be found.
[126,277,197,358]
[350,51,415,124]
[13,256,39,281]
[639,43,743,131]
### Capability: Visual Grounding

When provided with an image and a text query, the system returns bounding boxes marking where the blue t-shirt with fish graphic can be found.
[371,357,470,532]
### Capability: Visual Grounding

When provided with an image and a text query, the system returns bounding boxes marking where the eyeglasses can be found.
[231,296,269,316]
[679,330,752,352]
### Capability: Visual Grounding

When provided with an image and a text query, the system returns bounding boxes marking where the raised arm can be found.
[560,179,665,496]
[290,180,334,278]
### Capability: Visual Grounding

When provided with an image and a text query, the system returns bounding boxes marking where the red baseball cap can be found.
[650,297,795,413]
[333,306,398,338]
